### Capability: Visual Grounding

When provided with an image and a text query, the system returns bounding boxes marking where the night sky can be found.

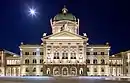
[0,0,130,55]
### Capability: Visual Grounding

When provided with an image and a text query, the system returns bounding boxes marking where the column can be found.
[68,43,71,61]
[76,43,79,62]
[59,43,62,62]
[51,43,54,62]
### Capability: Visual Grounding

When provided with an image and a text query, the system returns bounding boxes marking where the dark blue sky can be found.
[0,0,130,55]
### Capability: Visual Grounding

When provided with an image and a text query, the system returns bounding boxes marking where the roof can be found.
[53,6,76,21]
[19,44,43,48]
[87,44,110,48]
[54,13,76,21]
[43,30,87,40]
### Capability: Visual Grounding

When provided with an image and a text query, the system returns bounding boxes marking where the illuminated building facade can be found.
[19,7,110,76]
[1,7,128,77]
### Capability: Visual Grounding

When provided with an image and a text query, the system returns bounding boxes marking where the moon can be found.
[28,7,37,17]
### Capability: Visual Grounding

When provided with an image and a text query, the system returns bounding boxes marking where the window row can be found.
[86,52,106,55]
[53,57,76,59]
[87,67,105,72]
[7,60,20,65]
[25,59,43,64]
[53,52,76,59]
[86,59,105,64]
[25,67,43,72]
[24,52,44,55]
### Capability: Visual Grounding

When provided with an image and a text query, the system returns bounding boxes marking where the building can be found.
[2,6,129,77]
[109,51,130,76]
[0,49,20,76]
[18,6,110,76]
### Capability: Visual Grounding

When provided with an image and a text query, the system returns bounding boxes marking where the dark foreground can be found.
[0,76,130,83]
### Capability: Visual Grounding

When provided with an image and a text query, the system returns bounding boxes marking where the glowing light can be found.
[91,48,93,51]
[36,48,39,51]
[20,48,22,51]
[28,7,37,17]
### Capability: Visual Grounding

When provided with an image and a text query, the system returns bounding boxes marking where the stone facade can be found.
[1,7,129,77]
[18,7,110,76]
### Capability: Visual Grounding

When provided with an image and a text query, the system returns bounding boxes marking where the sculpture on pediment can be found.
[60,22,68,31]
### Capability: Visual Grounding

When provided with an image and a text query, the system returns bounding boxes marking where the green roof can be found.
[54,13,76,21]
[53,6,76,21]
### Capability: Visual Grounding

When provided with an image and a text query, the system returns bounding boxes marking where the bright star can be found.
[28,7,37,17]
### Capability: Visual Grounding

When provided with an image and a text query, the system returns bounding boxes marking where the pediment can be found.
[44,31,86,40]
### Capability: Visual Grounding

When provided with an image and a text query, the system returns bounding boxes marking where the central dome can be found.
[53,6,76,21]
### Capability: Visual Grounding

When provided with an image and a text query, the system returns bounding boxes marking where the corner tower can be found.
[50,6,79,34]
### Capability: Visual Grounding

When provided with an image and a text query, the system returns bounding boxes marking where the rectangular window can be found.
[40,52,44,55]
[40,59,43,63]
[87,68,89,72]
[101,52,104,55]
[25,52,29,55]
[94,68,97,72]
[86,52,90,55]
[33,52,36,55]
[93,52,97,55]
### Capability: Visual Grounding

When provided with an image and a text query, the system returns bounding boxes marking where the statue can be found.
[60,22,68,31]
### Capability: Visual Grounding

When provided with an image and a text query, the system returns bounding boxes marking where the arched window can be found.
[40,59,43,63]
[33,59,37,64]
[41,67,43,72]
[94,68,97,72]
[101,59,105,64]
[33,68,36,72]
[101,67,104,72]
[93,59,97,64]
[47,68,50,75]
[79,68,83,75]
[86,59,90,64]
[25,59,29,64]
[54,52,59,59]
[25,68,29,72]
[87,67,89,72]
[0,69,2,73]
[71,52,76,59]
[62,51,68,59]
